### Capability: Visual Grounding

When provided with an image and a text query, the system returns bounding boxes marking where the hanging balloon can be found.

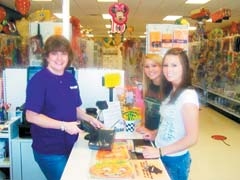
[15,0,31,16]
[0,7,6,23]
[109,3,129,25]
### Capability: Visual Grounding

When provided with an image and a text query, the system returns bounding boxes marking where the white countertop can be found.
[61,131,170,180]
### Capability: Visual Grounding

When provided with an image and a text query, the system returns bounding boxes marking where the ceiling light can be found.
[54,13,63,19]
[185,0,210,4]
[139,35,146,38]
[97,0,118,2]
[102,14,112,20]
[163,16,182,21]
[54,13,71,19]
[87,34,94,37]
[188,26,197,31]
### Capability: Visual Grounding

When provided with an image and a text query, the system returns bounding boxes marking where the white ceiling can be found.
[0,0,240,37]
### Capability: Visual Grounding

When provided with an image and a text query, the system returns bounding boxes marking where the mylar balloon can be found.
[15,0,31,16]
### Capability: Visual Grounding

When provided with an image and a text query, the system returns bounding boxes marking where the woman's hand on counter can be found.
[136,126,157,141]
[135,125,147,133]
[61,121,84,135]
[142,146,160,159]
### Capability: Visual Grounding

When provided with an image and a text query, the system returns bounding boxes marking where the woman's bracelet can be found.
[159,148,162,157]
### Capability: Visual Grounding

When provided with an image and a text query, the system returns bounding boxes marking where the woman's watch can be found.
[60,123,65,131]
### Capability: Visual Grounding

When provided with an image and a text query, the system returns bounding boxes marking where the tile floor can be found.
[189,106,240,180]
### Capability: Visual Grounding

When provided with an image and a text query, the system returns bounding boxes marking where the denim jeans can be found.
[33,150,69,180]
[161,151,191,180]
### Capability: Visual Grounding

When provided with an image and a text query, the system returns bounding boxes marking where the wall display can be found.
[0,34,24,75]
[189,36,240,120]
[29,22,64,66]
[146,24,188,56]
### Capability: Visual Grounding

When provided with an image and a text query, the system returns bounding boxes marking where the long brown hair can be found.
[161,48,193,103]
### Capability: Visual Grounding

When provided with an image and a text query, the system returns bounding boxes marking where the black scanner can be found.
[78,120,115,150]
[78,120,98,141]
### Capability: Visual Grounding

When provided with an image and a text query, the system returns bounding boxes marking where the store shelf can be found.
[0,132,8,139]
[190,38,240,122]
[207,89,240,104]
[193,83,205,90]
[193,84,240,120]
[0,158,10,168]
[0,125,10,169]
[207,100,240,119]
[0,118,21,179]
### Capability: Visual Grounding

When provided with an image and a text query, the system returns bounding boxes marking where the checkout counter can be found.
[61,131,170,180]
[4,68,169,179]
[8,115,170,180]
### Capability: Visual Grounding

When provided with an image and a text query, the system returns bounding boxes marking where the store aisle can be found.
[189,106,240,180]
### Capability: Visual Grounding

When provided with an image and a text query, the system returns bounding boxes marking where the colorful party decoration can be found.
[109,3,129,25]
[109,2,129,34]
[15,0,31,16]
[0,7,6,23]
[211,8,231,23]
[175,18,189,25]
[190,8,210,21]
[28,9,53,22]
[16,17,29,44]
[111,21,126,34]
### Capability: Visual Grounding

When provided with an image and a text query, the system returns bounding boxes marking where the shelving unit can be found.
[190,35,240,123]
[0,118,20,179]
[207,89,240,119]
[0,131,11,179]
[193,84,240,122]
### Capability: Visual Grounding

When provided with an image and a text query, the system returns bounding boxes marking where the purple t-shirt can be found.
[25,68,82,155]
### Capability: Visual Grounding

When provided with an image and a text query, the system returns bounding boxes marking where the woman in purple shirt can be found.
[25,35,103,180]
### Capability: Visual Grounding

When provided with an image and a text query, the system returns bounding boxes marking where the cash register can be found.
[79,120,115,150]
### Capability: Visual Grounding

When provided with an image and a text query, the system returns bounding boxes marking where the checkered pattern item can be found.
[126,122,135,132]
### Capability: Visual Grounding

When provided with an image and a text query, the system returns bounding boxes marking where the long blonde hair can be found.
[142,53,163,98]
